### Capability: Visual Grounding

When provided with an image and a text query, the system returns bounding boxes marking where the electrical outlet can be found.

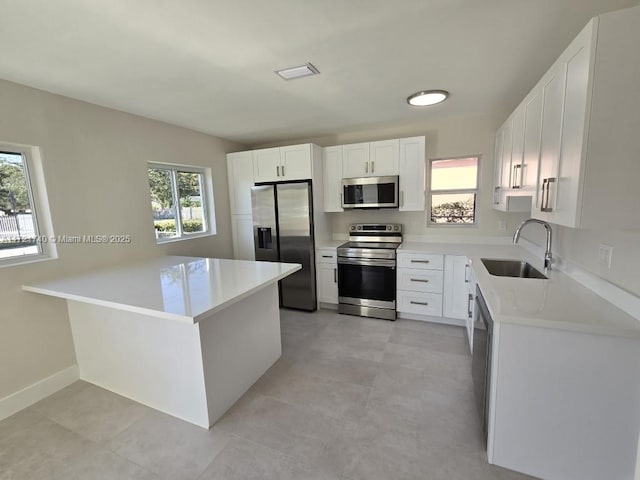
[498,220,507,232]
[598,244,613,269]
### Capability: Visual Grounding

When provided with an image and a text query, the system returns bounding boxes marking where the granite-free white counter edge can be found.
[397,241,640,339]
[23,256,301,324]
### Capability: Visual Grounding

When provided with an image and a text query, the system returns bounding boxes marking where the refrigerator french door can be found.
[251,181,317,311]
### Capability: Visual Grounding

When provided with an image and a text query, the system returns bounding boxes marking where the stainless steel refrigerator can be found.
[251,181,317,311]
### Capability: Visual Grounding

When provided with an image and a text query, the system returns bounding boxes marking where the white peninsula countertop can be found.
[23,256,301,324]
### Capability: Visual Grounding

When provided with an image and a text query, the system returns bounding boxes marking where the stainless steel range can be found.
[337,223,402,321]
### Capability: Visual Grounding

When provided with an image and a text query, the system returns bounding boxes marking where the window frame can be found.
[427,155,481,227]
[0,143,57,268]
[147,162,216,243]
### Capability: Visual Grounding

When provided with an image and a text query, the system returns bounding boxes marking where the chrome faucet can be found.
[513,218,553,272]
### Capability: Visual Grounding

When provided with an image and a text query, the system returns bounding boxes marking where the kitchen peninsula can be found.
[23,256,301,428]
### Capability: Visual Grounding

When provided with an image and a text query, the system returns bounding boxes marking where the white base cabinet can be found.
[397,253,444,318]
[316,248,338,305]
[397,253,474,328]
[443,255,470,320]
[490,322,640,480]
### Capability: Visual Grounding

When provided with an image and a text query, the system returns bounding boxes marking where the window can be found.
[0,144,55,266]
[147,163,215,242]
[428,156,479,225]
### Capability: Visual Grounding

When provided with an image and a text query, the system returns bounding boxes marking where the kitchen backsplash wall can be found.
[522,226,640,297]
[256,113,529,239]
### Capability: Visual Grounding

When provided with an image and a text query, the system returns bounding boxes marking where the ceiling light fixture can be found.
[275,63,320,80]
[407,90,449,106]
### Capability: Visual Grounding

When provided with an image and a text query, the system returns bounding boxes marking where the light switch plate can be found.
[598,244,613,269]
[498,220,507,232]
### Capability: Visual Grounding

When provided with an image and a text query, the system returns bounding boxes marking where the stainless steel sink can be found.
[481,259,547,279]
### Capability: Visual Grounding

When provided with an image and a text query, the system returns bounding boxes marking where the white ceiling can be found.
[0,0,636,145]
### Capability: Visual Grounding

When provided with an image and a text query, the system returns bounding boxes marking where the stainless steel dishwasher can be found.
[472,286,493,445]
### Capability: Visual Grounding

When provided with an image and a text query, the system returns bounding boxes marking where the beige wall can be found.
[257,114,528,238]
[0,79,244,399]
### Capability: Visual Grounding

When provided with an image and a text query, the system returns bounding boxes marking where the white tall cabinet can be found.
[227,151,255,260]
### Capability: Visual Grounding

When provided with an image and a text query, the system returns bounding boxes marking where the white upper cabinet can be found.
[279,144,313,180]
[227,151,255,215]
[521,89,543,192]
[493,123,531,212]
[505,6,640,229]
[342,143,370,178]
[322,146,343,212]
[369,139,399,176]
[342,140,401,178]
[253,147,282,183]
[253,145,313,183]
[398,137,425,212]
[510,107,526,190]
[533,47,570,219]
[493,127,505,208]
[500,118,513,191]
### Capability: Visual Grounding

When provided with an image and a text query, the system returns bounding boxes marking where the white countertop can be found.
[397,241,640,339]
[316,241,344,249]
[23,256,301,324]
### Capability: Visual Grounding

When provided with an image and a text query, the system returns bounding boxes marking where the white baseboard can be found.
[0,365,80,421]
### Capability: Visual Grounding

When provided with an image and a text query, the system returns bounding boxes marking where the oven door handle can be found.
[337,258,396,268]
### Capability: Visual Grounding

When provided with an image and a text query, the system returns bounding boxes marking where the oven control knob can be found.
[394,226,399,231]
[357,225,362,231]
[350,225,355,231]
[387,225,391,230]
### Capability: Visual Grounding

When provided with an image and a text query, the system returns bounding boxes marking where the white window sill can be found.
[155,231,216,244]
[0,252,57,269]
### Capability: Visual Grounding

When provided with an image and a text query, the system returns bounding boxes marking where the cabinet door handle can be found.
[464,264,469,283]
[276,166,280,177]
[541,177,555,212]
[540,178,546,210]
[512,165,521,189]
[410,301,429,306]
[365,161,368,174]
[494,186,500,205]
[371,161,374,173]
[410,278,429,283]
[467,293,473,318]
[322,255,333,258]
[411,260,430,264]
[334,268,337,283]
[282,165,285,177]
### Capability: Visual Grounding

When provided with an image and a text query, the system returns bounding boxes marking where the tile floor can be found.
[0,309,536,480]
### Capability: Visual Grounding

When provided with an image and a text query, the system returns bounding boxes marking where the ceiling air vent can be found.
[275,63,320,80]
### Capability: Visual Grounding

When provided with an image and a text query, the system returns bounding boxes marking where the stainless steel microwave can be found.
[341,176,399,209]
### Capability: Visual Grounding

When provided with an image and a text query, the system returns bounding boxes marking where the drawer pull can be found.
[411,260,430,264]
[410,301,429,306]
[322,255,333,258]
[410,278,429,283]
